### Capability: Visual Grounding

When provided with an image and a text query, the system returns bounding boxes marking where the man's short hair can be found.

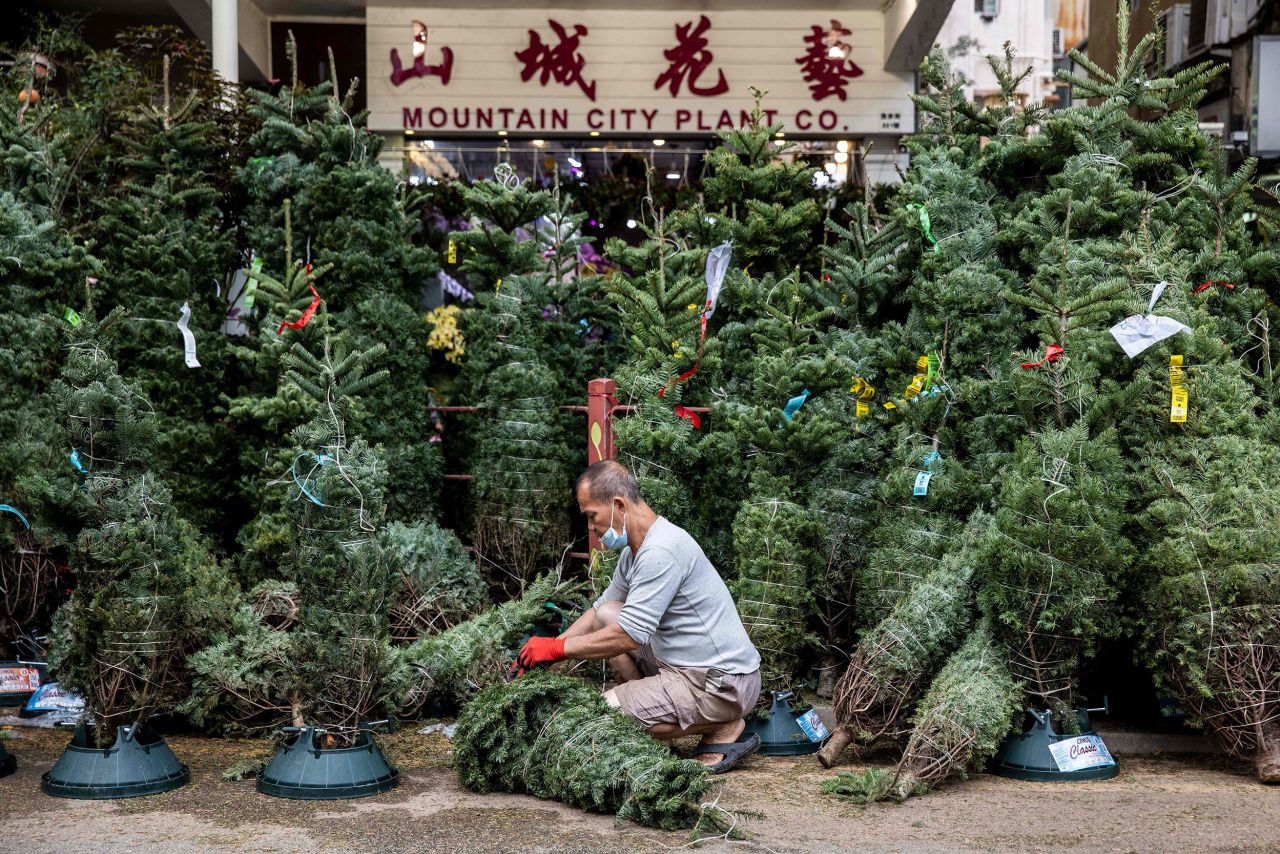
[575,460,642,503]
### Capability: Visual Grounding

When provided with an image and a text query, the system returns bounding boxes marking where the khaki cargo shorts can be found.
[610,644,762,732]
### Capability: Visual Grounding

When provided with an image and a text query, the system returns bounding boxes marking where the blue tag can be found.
[913,471,932,496]
[70,448,88,474]
[782,388,811,421]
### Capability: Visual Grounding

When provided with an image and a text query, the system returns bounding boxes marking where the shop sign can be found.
[367,5,914,136]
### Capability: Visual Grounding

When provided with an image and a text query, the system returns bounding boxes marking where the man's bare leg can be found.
[647,718,747,767]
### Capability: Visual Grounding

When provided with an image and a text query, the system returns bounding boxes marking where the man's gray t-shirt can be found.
[593,517,761,674]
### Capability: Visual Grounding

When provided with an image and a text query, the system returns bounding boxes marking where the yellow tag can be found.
[904,355,930,400]
[1170,355,1187,423]
[849,376,876,417]
[496,278,502,292]
[883,401,897,410]
[447,239,457,264]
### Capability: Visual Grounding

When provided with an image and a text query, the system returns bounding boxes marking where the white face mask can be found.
[600,504,627,550]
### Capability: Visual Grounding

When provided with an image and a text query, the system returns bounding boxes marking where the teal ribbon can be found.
[906,203,938,252]
[70,448,88,474]
[783,388,811,421]
[291,452,334,506]
[0,504,30,529]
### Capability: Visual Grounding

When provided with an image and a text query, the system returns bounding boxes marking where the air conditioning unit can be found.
[977,0,1000,21]
[1187,0,1232,56]
[1160,4,1191,69]
[1052,28,1064,59]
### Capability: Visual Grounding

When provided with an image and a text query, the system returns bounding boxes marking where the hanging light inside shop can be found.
[665,172,681,180]
[834,151,849,164]
[532,139,546,147]
[567,156,582,168]
[652,138,666,146]
[497,130,508,137]
[589,130,600,137]
[836,140,850,153]
[824,161,838,174]
[626,219,638,228]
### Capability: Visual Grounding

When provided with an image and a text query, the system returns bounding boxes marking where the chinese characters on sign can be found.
[796,20,865,100]
[389,21,453,86]
[515,19,598,101]
[391,16,865,103]
[373,8,913,136]
[654,15,729,97]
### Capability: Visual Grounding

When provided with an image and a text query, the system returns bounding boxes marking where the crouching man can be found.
[514,460,762,773]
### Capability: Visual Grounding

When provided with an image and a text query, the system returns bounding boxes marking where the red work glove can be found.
[510,635,567,679]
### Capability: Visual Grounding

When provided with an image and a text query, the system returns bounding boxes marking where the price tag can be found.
[913,471,933,496]
[447,239,457,264]
[1170,355,1187,423]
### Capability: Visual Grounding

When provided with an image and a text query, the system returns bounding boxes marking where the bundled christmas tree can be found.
[447,169,609,590]
[823,620,1019,801]
[28,307,233,746]
[381,519,484,643]
[270,329,396,744]
[454,672,729,833]
[186,579,302,733]
[819,550,974,766]
[389,571,581,718]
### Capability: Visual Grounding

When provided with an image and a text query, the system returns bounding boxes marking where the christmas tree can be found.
[454,672,729,833]
[28,306,233,746]
[272,329,395,743]
[90,54,238,540]
[389,571,581,718]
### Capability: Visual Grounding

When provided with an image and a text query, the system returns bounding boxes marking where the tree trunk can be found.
[817,726,854,768]
[1257,740,1280,784]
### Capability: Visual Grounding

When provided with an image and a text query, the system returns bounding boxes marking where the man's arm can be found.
[564,623,640,660]
[559,607,598,640]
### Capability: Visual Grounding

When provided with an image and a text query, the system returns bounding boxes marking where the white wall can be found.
[931,0,1058,105]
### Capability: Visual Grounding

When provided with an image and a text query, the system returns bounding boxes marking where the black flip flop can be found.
[691,732,761,774]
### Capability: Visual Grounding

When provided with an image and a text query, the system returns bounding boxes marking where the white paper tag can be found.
[1048,735,1116,772]
[1109,313,1191,358]
[176,301,201,368]
[704,241,732,317]
[796,708,830,743]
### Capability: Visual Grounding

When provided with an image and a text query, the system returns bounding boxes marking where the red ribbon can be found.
[277,284,321,335]
[1195,280,1235,294]
[658,304,709,398]
[673,405,702,429]
[1020,343,1064,369]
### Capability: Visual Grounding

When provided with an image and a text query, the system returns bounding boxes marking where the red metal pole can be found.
[585,377,618,554]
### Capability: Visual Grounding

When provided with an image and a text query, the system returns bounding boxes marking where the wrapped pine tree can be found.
[818,550,974,767]
[823,620,1019,802]
[454,672,729,833]
[389,572,581,718]
[380,519,485,643]
[28,307,234,746]
[272,330,396,743]
[1136,434,1280,783]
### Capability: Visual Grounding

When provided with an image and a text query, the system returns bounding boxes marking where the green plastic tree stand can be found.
[0,742,15,778]
[988,708,1119,782]
[256,725,400,799]
[42,722,190,798]
[742,690,828,756]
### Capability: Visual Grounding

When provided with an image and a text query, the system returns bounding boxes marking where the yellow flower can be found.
[425,305,466,364]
